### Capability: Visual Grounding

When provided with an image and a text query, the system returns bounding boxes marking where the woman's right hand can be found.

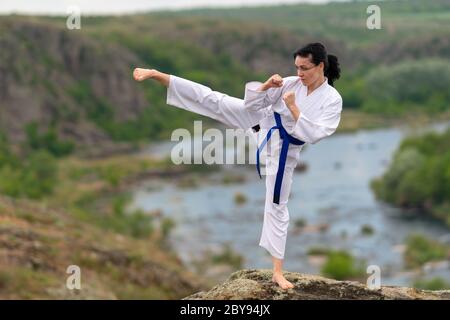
[263,74,283,89]
[133,68,157,81]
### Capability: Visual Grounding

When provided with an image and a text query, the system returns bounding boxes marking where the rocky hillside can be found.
[185,269,450,300]
[79,14,341,76]
[0,17,150,152]
[0,194,207,299]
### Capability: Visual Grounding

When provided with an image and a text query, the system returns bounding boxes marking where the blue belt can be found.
[256,112,305,204]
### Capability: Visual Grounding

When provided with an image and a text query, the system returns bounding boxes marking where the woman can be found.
[133,43,342,289]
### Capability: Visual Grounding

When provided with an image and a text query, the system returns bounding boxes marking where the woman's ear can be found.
[319,61,325,71]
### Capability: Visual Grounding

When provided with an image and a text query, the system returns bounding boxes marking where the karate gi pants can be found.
[166,75,302,260]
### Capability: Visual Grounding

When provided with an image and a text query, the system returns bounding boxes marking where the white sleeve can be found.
[243,81,284,111]
[290,96,342,144]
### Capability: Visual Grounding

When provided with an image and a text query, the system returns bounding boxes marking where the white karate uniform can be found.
[166,74,342,260]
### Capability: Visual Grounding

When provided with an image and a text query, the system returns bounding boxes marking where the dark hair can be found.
[292,43,341,87]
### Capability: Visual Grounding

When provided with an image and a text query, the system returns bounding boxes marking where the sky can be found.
[0,0,350,15]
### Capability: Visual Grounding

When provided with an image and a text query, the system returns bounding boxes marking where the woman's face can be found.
[295,55,324,86]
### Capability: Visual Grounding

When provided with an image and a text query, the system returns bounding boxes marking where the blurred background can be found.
[0,0,450,299]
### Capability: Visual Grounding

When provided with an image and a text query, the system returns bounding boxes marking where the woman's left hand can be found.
[283,91,300,120]
[283,92,296,108]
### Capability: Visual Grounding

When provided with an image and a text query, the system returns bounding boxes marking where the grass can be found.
[0,268,59,299]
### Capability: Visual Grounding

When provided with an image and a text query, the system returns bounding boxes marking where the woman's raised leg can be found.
[133,68,267,130]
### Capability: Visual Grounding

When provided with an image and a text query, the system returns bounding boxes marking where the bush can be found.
[106,194,154,238]
[371,128,450,225]
[363,59,450,115]
[295,218,307,229]
[211,243,244,269]
[307,246,330,256]
[361,224,374,235]
[0,166,23,197]
[98,165,125,187]
[0,133,13,167]
[160,217,176,240]
[20,151,58,199]
[25,123,74,157]
[0,150,57,199]
[321,250,366,280]
[404,234,448,269]
[413,277,450,291]
[234,192,247,205]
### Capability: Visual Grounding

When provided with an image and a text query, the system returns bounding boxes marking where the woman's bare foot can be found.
[272,272,294,290]
[133,68,157,82]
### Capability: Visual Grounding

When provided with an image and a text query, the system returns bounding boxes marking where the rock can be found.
[184,269,450,300]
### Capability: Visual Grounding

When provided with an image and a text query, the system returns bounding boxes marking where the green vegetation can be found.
[371,128,450,226]
[160,217,176,243]
[222,173,246,185]
[158,0,450,120]
[294,218,307,229]
[234,192,247,205]
[413,277,450,290]
[210,243,244,269]
[321,250,366,281]
[403,234,448,269]
[307,246,330,256]
[169,0,450,48]
[25,122,74,157]
[0,194,203,299]
[0,135,204,298]
[61,29,261,144]
[105,194,154,238]
[0,268,60,299]
[0,133,57,199]
[361,224,374,236]
[0,130,178,240]
[360,59,450,116]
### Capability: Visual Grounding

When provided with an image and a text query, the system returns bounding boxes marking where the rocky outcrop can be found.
[184,269,450,300]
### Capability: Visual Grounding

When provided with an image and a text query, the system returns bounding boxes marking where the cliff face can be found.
[0,17,148,150]
[184,269,450,300]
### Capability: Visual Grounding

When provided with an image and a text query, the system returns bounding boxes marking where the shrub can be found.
[321,250,366,280]
[404,234,447,269]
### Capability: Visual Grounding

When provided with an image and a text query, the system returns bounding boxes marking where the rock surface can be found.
[184,269,450,300]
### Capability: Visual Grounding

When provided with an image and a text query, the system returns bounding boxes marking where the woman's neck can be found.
[307,75,326,95]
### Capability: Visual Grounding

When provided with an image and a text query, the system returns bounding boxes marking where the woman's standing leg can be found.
[259,165,295,289]
[258,140,301,289]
